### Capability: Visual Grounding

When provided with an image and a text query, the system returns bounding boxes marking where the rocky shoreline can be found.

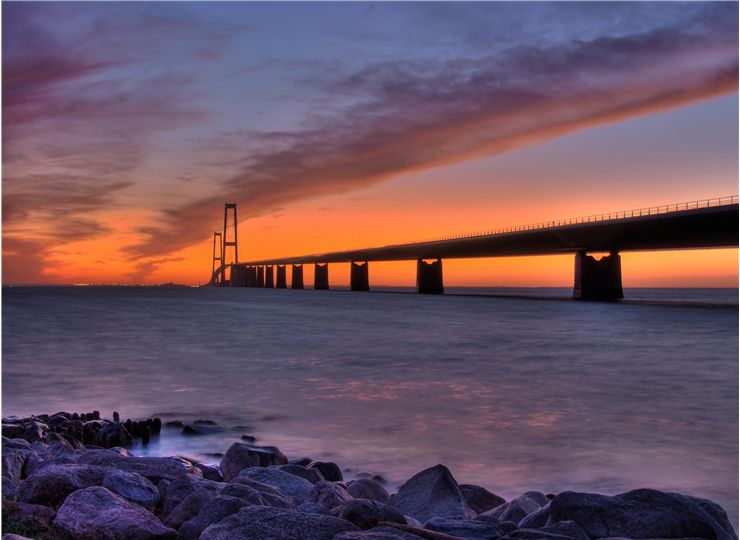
[2,411,737,540]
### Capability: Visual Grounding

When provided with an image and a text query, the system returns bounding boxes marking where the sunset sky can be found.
[3,2,738,287]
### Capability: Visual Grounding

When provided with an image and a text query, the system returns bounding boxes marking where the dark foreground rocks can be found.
[2,411,736,540]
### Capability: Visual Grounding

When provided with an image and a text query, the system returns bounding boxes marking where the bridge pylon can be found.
[210,232,223,286]
[221,203,239,285]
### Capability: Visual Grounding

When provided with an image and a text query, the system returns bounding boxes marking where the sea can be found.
[2,286,738,526]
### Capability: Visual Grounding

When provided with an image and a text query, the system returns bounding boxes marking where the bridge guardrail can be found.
[397,195,739,246]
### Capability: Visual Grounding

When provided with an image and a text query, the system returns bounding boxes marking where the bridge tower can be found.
[211,232,222,286]
[221,203,238,285]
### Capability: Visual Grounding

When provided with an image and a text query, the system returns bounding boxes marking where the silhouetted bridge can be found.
[212,196,738,299]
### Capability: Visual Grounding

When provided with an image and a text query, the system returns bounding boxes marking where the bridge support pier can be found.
[232,266,247,287]
[314,263,329,290]
[350,262,369,291]
[573,251,623,300]
[249,266,258,287]
[417,259,444,294]
[257,266,265,288]
[291,264,304,289]
[276,265,287,288]
[265,265,274,288]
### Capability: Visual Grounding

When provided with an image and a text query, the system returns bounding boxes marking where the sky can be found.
[3,1,738,287]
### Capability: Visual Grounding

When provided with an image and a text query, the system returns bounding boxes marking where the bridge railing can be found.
[397,195,738,246]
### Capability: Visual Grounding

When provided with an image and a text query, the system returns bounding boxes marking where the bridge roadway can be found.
[227,197,738,299]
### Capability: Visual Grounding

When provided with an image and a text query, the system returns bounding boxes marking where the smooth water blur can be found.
[3,286,738,525]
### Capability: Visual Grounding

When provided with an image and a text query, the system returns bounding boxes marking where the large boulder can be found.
[348,478,390,503]
[505,520,590,540]
[517,501,550,528]
[235,467,314,502]
[77,451,199,484]
[308,480,353,509]
[1,499,57,537]
[459,484,505,514]
[220,443,287,480]
[387,465,471,523]
[307,461,343,482]
[54,486,177,539]
[479,491,548,523]
[335,499,407,530]
[333,526,426,539]
[549,489,737,540]
[102,468,160,510]
[200,505,360,539]
[164,486,220,530]
[424,516,503,540]
[224,478,294,508]
[277,464,324,484]
[94,422,133,448]
[178,495,254,540]
[18,463,106,506]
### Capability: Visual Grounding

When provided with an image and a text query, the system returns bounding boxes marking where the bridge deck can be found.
[238,197,739,266]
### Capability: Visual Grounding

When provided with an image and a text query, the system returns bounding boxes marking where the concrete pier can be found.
[265,265,274,288]
[350,261,369,291]
[417,259,444,294]
[291,264,304,289]
[276,265,287,288]
[573,251,623,300]
[314,263,329,290]
[257,266,265,288]
[247,266,257,287]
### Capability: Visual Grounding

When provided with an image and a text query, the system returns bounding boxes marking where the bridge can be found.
[210,196,738,299]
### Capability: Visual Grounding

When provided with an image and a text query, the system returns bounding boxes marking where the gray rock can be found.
[2,535,36,540]
[308,460,343,482]
[200,505,360,539]
[164,486,220,529]
[103,468,160,510]
[159,478,200,516]
[549,489,737,540]
[333,526,426,539]
[348,478,390,503]
[194,462,223,482]
[18,463,106,506]
[308,480,353,509]
[387,464,471,523]
[220,442,260,481]
[517,501,550,528]
[459,484,506,514]
[481,491,547,523]
[424,516,503,540]
[335,499,407,530]
[94,422,133,448]
[236,467,314,502]
[297,502,333,515]
[219,482,267,505]
[179,495,254,539]
[2,425,26,439]
[54,486,177,539]
[277,464,324,483]
[2,448,27,486]
[22,421,46,443]
[77,451,199,483]
[505,520,590,540]
[1,499,57,530]
[228,476,295,508]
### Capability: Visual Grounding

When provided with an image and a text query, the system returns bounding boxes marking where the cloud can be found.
[127,3,738,260]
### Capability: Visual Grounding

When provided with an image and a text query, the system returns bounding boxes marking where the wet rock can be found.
[200,505,360,539]
[348,478,390,503]
[308,460,343,482]
[194,461,223,482]
[219,482,267,505]
[179,495,254,540]
[335,499,407,530]
[22,421,46,443]
[308,480,353,509]
[290,456,313,467]
[236,467,314,502]
[77,451,199,483]
[481,491,548,523]
[158,478,203,516]
[277,463,324,483]
[94,421,133,448]
[2,425,25,439]
[505,520,590,540]
[2,535,36,540]
[298,502,333,515]
[424,516,502,540]
[219,442,261,481]
[459,484,505,514]
[164,486,220,530]
[18,463,106,506]
[226,477,294,509]
[2,447,27,487]
[387,465,471,523]
[102,468,160,510]
[2,499,57,531]
[549,489,736,540]
[241,435,257,443]
[333,527,426,540]
[517,501,550,528]
[44,432,76,457]
[370,522,465,539]
[54,486,177,539]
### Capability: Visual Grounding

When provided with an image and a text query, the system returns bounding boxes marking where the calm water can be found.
[3,286,738,525]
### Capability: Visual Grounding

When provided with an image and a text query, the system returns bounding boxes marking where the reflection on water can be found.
[3,286,738,525]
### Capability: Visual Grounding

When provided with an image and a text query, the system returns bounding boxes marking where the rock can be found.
[424,516,502,540]
[220,482,268,505]
[308,460,343,482]
[54,486,177,539]
[480,491,548,523]
[102,468,160,510]
[370,522,466,539]
[77,451,199,483]
[687,494,737,538]
[158,478,204,516]
[164,486,220,529]
[225,477,294,508]
[505,520,590,540]
[94,422,133,448]
[22,421,46,443]
[200,505,360,539]
[220,442,260,481]
[2,447,27,486]
[2,425,25,439]
[44,432,76,457]
[308,480,353,509]
[298,502,333,515]
[335,499,407,529]
[517,501,550,528]
[277,463,324,483]
[18,463,106,506]
[194,461,223,482]
[349,478,391,503]
[2,499,57,532]
[459,484,505,514]
[179,495,254,540]
[387,465,471,523]
[2,535,36,540]
[333,526,426,539]
[236,467,314,502]
[549,489,737,540]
